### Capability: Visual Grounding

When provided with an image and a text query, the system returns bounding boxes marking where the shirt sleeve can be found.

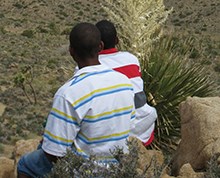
[42,95,80,157]
[130,104,157,144]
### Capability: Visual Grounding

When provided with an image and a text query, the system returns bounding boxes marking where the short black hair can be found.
[96,20,117,49]
[69,22,101,59]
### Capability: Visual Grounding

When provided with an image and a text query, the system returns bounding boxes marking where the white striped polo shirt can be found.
[99,48,157,145]
[42,64,135,162]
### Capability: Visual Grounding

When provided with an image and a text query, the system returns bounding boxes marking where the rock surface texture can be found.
[172,96,220,175]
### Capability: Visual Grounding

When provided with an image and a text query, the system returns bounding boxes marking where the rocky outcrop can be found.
[14,138,41,176]
[14,138,41,164]
[0,138,41,178]
[135,137,164,170]
[172,96,220,175]
[0,157,15,178]
[131,137,164,177]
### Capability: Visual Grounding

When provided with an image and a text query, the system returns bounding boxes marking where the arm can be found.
[129,58,157,145]
[131,91,157,145]
[42,95,81,158]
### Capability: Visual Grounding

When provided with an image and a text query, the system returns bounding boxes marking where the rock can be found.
[130,137,164,177]
[172,96,220,175]
[0,144,14,158]
[161,174,175,178]
[177,163,204,178]
[14,138,41,176]
[14,138,41,163]
[0,157,15,178]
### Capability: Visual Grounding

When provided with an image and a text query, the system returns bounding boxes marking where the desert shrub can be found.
[142,34,215,151]
[21,29,35,38]
[0,13,5,18]
[61,28,71,36]
[214,64,220,73]
[13,2,23,9]
[0,27,6,34]
[205,153,220,178]
[101,0,216,152]
[189,48,200,59]
[48,22,60,35]
[13,65,37,104]
[37,26,49,33]
[46,140,166,178]
[200,59,212,65]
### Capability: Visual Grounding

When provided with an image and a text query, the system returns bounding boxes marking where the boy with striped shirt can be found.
[17,22,135,178]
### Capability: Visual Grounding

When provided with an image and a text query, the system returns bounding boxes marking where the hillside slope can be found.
[0,0,219,146]
[164,0,220,37]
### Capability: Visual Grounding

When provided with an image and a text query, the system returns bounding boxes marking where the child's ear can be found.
[99,41,104,52]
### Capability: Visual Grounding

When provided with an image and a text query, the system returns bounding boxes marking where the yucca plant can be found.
[101,0,216,152]
[142,34,216,151]
[101,0,172,60]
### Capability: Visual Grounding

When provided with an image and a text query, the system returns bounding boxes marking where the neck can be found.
[77,58,100,69]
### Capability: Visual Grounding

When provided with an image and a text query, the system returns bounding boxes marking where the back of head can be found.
[69,22,101,59]
[96,20,117,49]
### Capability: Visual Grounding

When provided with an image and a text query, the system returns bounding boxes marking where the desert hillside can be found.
[0,0,219,154]
[164,0,220,36]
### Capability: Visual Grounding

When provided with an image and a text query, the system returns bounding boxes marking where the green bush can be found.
[13,2,23,9]
[101,0,216,152]
[46,139,166,178]
[142,34,215,152]
[21,30,35,38]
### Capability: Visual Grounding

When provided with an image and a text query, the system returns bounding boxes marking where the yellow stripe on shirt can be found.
[71,83,132,107]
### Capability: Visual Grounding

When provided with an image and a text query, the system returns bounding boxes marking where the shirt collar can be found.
[74,64,110,77]
[99,48,118,55]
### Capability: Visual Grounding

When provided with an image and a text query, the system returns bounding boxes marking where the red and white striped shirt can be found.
[99,48,157,146]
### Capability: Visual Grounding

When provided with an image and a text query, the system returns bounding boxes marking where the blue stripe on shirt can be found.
[43,133,72,147]
[77,134,129,145]
[74,87,133,110]
[50,111,79,126]
[83,110,132,123]
[71,70,114,86]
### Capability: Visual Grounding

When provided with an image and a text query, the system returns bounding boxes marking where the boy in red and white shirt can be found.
[96,20,157,146]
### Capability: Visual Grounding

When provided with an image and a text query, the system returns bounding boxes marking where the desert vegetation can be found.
[101,0,218,152]
[0,0,219,177]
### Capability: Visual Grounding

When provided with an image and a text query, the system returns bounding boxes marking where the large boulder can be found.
[172,96,220,175]
[14,138,41,176]
[14,138,41,163]
[0,157,15,178]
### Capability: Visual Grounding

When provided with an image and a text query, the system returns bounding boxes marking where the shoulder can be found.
[112,69,132,83]
[120,51,138,59]
[54,78,77,99]
[118,51,140,64]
